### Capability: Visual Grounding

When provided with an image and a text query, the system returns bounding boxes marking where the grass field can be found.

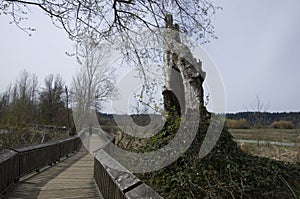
[229,128,300,163]
[229,128,300,143]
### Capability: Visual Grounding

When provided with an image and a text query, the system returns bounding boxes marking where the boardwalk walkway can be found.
[5,147,103,199]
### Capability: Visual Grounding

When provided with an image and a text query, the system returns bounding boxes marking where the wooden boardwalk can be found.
[5,147,103,199]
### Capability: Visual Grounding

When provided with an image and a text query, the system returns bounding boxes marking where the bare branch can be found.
[2,0,219,44]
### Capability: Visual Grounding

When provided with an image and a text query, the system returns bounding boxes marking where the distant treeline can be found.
[226,112,300,128]
[0,70,72,129]
[98,111,300,129]
[0,70,74,151]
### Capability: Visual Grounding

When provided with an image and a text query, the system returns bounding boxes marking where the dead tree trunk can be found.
[163,14,206,117]
[162,14,210,158]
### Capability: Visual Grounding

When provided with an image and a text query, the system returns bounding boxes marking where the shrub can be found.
[225,118,250,129]
[271,120,294,129]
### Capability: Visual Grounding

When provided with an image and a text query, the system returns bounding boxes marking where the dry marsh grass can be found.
[230,128,300,163]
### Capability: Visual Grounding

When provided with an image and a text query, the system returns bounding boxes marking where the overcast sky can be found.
[204,0,300,113]
[0,0,299,113]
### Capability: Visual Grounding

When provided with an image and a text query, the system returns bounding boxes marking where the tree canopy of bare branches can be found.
[72,38,116,111]
[1,0,220,44]
[71,38,116,133]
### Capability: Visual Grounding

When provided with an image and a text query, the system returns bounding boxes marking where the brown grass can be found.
[230,128,300,163]
[229,128,300,143]
[238,142,300,163]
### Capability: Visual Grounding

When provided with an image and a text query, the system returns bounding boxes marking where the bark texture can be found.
[163,14,206,116]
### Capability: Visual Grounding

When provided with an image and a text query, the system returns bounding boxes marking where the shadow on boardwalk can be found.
[5,147,103,199]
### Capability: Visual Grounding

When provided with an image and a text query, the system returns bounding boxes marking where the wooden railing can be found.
[1,131,163,198]
[0,136,81,195]
[94,144,163,199]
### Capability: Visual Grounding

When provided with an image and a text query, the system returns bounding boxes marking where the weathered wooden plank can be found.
[5,147,103,199]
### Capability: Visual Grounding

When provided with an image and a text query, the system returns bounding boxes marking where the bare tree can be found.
[251,94,270,115]
[250,94,269,128]
[39,74,67,125]
[246,94,270,146]
[71,38,116,130]
[0,70,39,125]
[16,70,38,123]
[0,91,10,123]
